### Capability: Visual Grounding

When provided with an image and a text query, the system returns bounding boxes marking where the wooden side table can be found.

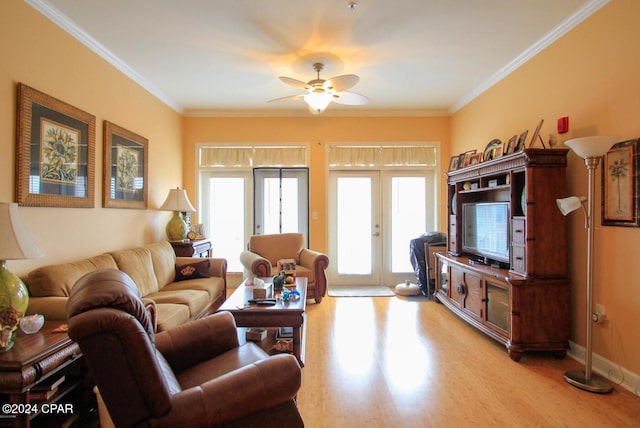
[0,322,88,427]
[170,239,212,258]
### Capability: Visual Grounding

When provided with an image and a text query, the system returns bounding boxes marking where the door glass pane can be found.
[262,177,280,235]
[208,177,245,272]
[391,176,426,273]
[281,177,299,233]
[337,177,372,275]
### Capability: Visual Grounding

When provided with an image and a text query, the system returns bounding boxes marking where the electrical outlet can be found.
[593,304,607,323]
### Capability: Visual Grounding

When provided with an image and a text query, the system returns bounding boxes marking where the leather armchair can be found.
[239,233,329,303]
[67,269,304,428]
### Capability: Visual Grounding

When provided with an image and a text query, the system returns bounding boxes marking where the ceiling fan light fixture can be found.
[304,91,332,114]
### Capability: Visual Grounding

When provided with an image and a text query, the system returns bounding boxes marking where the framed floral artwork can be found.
[16,83,95,207]
[602,138,639,227]
[103,121,148,209]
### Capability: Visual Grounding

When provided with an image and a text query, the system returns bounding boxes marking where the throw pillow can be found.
[175,260,211,282]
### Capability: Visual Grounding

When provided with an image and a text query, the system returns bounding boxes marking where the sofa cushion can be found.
[154,303,191,332]
[27,254,118,297]
[110,247,159,296]
[146,289,210,319]
[249,233,304,265]
[175,260,210,282]
[161,277,225,302]
[146,241,177,288]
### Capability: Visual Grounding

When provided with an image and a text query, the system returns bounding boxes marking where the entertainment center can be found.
[435,148,570,361]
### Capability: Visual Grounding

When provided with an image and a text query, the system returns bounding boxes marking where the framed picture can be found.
[528,119,545,148]
[468,153,482,165]
[602,138,639,227]
[448,156,460,171]
[505,134,517,154]
[103,121,148,209]
[493,146,504,158]
[515,130,528,152]
[462,149,477,167]
[16,83,95,207]
[192,223,206,239]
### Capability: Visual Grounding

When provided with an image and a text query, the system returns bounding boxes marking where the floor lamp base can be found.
[564,369,613,394]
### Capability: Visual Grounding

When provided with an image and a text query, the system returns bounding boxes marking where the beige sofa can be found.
[25,241,227,332]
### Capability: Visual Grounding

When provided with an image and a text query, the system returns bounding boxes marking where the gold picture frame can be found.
[16,83,96,207]
[103,121,148,209]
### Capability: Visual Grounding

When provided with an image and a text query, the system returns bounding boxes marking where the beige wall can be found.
[451,0,640,374]
[183,116,451,253]
[1,0,183,276]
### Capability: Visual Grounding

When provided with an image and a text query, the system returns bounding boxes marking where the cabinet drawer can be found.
[511,218,526,244]
[511,245,526,273]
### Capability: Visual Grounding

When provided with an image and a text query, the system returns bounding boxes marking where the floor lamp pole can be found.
[563,156,613,394]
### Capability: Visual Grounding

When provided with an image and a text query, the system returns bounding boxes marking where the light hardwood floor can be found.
[296,295,639,427]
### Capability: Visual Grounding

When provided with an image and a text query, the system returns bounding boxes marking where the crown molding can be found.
[449,0,611,114]
[25,0,185,114]
[184,108,450,118]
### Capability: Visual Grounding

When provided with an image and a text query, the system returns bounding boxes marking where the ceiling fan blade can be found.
[332,91,368,106]
[279,76,310,91]
[268,94,305,103]
[324,74,359,92]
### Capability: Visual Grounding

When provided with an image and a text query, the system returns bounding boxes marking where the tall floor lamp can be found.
[557,135,619,394]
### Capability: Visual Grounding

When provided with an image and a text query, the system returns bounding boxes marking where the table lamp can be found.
[0,203,44,326]
[160,188,196,241]
[558,135,619,393]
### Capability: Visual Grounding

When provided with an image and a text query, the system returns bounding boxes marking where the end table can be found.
[170,239,212,258]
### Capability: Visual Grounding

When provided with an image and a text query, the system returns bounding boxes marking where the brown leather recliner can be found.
[67,269,304,428]
[239,233,329,303]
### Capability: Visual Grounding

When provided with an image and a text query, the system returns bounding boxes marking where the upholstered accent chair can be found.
[239,233,329,303]
[67,269,304,428]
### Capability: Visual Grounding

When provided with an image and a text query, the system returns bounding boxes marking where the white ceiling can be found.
[29,0,606,116]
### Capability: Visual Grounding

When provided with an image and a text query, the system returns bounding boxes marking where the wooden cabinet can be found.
[436,149,570,360]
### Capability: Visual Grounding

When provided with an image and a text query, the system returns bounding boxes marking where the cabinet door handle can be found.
[456,284,465,295]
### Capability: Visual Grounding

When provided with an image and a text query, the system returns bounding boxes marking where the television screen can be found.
[462,202,510,263]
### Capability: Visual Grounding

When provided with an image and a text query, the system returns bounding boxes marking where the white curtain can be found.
[199,146,308,168]
[328,145,437,168]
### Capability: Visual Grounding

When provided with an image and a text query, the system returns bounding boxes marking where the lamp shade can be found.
[564,136,620,159]
[556,196,586,216]
[0,203,44,260]
[305,92,332,114]
[159,188,196,212]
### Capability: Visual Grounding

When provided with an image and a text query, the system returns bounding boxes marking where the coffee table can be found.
[218,277,307,367]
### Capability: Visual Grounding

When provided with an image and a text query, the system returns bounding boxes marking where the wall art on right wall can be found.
[602,138,639,227]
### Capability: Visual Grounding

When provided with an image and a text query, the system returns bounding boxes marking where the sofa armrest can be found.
[155,311,239,372]
[299,248,328,270]
[154,354,302,427]
[239,250,271,277]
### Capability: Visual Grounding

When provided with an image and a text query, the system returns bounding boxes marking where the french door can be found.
[328,170,436,287]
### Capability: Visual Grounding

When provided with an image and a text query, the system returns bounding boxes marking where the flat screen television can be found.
[462,202,510,264]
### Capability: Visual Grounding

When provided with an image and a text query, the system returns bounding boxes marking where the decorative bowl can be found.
[19,314,44,334]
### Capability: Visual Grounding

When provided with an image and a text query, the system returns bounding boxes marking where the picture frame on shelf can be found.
[505,135,517,154]
[493,146,504,158]
[448,156,460,171]
[528,119,545,148]
[515,130,528,152]
[103,121,148,209]
[15,83,96,208]
[192,223,206,239]
[462,149,477,167]
[468,153,482,165]
[602,138,639,227]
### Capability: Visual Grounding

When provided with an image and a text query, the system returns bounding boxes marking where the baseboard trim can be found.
[567,341,639,396]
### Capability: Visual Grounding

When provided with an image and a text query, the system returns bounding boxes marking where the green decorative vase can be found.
[0,261,30,332]
[166,211,187,241]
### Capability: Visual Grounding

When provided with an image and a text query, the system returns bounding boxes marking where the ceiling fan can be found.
[269,62,368,114]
